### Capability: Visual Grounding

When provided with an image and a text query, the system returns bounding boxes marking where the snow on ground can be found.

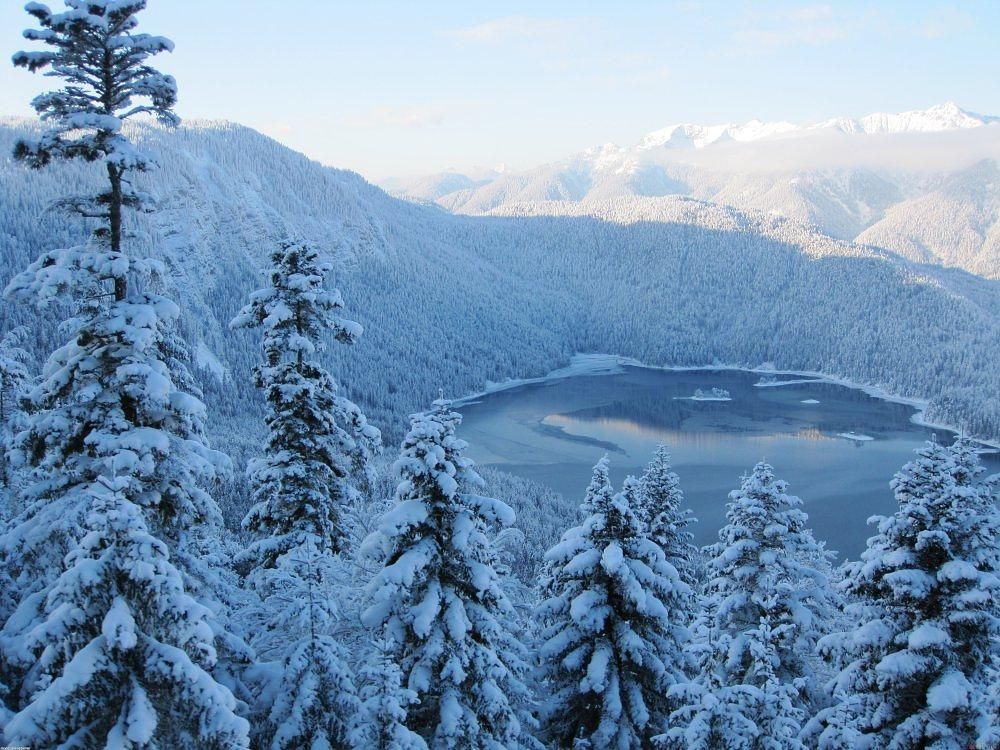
[452,354,638,406]
[195,341,228,381]
[673,395,733,402]
[838,432,875,442]
[801,399,821,404]
[754,378,824,388]
[675,387,732,402]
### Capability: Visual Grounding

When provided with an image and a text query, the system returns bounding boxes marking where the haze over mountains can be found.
[389,103,1000,279]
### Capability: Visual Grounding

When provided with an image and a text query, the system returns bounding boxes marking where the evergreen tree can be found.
[361,399,539,749]
[535,458,692,749]
[636,445,700,590]
[0,326,31,513]
[231,239,380,569]
[13,0,178,303]
[666,462,836,749]
[3,480,249,748]
[1,0,199,611]
[0,272,244,716]
[1,0,250,737]
[359,635,429,750]
[232,241,380,747]
[583,454,612,512]
[664,679,761,750]
[0,327,30,450]
[812,439,1000,750]
[533,456,613,625]
[247,542,363,750]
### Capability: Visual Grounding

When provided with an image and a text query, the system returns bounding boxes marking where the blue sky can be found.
[2,1,998,181]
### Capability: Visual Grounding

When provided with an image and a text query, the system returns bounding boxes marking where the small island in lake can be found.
[675,387,733,402]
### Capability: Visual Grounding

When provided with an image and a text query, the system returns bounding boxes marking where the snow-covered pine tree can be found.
[664,462,836,749]
[2,479,249,748]
[230,239,380,569]
[664,675,761,749]
[2,0,190,605]
[0,219,250,722]
[812,439,1000,750]
[583,453,612,513]
[230,241,382,746]
[0,326,30,432]
[535,459,692,749]
[245,541,363,750]
[637,445,700,591]
[535,457,610,606]
[361,399,539,749]
[663,615,806,750]
[13,0,178,302]
[0,326,31,505]
[0,293,233,608]
[0,328,32,725]
[359,635,429,750]
[1,0,251,735]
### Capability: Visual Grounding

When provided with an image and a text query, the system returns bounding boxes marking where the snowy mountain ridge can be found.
[637,102,996,151]
[817,101,998,137]
[391,103,1000,279]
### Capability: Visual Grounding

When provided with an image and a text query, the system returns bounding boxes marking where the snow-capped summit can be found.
[638,123,733,151]
[583,142,628,170]
[637,120,798,151]
[816,102,998,136]
[636,103,996,151]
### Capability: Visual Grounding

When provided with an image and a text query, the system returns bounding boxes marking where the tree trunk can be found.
[108,162,126,302]
[103,46,126,303]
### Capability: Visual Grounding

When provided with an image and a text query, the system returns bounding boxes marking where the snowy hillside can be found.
[391,104,1000,279]
[2,118,999,455]
[855,159,1000,279]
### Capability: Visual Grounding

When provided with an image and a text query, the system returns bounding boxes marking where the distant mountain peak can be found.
[637,103,997,152]
[820,102,998,136]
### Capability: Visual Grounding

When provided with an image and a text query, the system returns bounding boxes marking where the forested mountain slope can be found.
[856,159,1000,279]
[2,119,998,455]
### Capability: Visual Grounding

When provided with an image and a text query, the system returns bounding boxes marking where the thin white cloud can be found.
[731,3,978,53]
[732,5,848,50]
[581,53,672,88]
[920,7,974,39]
[788,4,836,23]
[342,105,450,129]
[444,15,586,45]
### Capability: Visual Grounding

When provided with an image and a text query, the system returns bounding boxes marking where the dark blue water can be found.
[456,366,1000,560]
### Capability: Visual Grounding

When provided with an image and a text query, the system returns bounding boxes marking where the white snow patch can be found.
[838,432,874,442]
[754,377,823,388]
[927,671,972,712]
[674,387,731,401]
[451,353,636,406]
[195,341,228,381]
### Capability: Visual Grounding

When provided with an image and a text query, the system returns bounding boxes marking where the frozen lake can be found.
[456,366,1000,559]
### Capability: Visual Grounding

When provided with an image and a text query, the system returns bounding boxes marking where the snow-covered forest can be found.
[0,2,998,748]
[3,118,1000,449]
